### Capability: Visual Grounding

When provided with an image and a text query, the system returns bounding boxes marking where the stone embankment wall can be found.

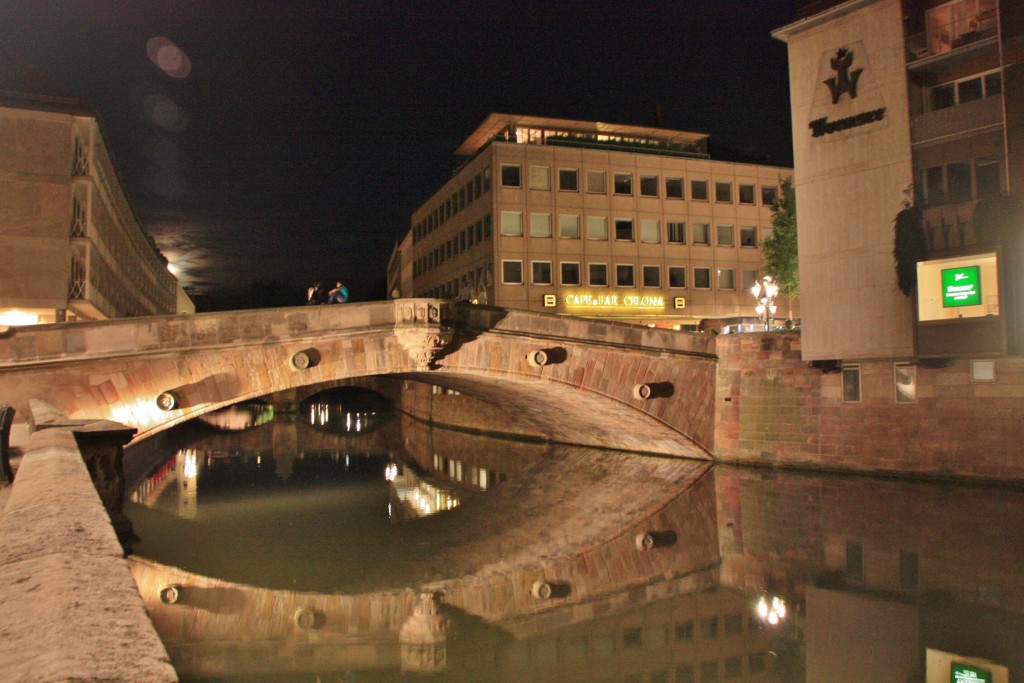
[0,406,177,682]
[714,333,1024,483]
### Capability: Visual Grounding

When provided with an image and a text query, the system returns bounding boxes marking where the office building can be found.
[774,0,1022,360]
[0,58,191,326]
[392,113,795,329]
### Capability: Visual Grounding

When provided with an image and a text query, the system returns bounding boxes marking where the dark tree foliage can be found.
[893,205,928,296]
[762,177,799,320]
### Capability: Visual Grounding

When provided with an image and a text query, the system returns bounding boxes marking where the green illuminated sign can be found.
[952,662,992,683]
[942,265,981,308]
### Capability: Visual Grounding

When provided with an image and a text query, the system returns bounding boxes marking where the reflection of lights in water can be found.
[756,595,787,625]
[182,450,198,479]
[385,463,398,481]
[307,403,378,433]
[387,462,461,519]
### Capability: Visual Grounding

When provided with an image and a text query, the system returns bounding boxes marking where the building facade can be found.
[392,114,794,330]
[0,63,191,326]
[774,0,1022,360]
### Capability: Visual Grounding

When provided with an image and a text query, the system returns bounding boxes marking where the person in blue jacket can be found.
[327,281,349,304]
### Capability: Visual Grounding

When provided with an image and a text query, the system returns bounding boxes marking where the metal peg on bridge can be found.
[290,348,320,370]
[632,382,674,400]
[635,530,677,550]
[159,584,181,604]
[526,350,549,367]
[155,391,178,411]
[633,383,653,400]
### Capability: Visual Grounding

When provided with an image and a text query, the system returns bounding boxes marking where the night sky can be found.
[0,1,806,301]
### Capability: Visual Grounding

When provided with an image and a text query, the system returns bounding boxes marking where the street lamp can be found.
[751,275,779,331]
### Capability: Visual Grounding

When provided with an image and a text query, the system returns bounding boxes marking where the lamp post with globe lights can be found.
[751,275,779,331]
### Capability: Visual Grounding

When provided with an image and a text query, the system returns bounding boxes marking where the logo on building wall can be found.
[824,48,862,103]
[809,43,886,138]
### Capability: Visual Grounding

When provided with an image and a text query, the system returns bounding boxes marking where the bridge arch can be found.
[0,300,716,458]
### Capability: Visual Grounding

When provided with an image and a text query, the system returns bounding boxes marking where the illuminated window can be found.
[559,214,580,239]
[586,170,606,193]
[669,267,687,288]
[500,211,522,236]
[616,264,634,287]
[530,213,552,238]
[642,265,661,287]
[738,184,755,204]
[916,253,998,321]
[615,218,634,241]
[558,168,579,191]
[717,224,734,246]
[717,268,735,290]
[587,215,608,240]
[529,165,550,190]
[666,177,684,199]
[694,267,711,289]
[589,263,608,286]
[501,260,523,284]
[640,175,658,197]
[614,173,632,195]
[532,261,552,284]
[691,179,708,201]
[640,219,659,243]
[715,181,732,203]
[692,223,710,245]
[561,261,581,285]
[500,164,521,187]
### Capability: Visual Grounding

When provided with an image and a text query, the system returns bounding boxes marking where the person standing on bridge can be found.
[327,281,349,304]
[307,282,323,304]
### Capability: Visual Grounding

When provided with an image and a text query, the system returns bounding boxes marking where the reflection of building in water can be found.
[385,461,461,520]
[196,401,274,431]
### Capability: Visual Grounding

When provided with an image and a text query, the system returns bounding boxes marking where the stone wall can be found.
[714,332,1024,482]
[0,409,177,682]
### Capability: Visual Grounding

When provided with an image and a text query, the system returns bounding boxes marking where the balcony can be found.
[911,94,1003,145]
[906,10,999,70]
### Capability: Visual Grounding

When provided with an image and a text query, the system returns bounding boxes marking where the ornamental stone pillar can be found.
[393,299,453,370]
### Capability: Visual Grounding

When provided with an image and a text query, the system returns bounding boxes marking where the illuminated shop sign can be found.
[942,265,981,307]
[564,293,665,309]
[951,662,992,683]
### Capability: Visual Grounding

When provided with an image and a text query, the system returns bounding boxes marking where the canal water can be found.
[124,388,1024,683]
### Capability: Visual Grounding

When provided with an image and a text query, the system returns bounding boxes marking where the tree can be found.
[762,176,799,322]
[893,204,927,296]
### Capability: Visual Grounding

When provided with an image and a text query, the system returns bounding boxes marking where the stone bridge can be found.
[0,300,717,458]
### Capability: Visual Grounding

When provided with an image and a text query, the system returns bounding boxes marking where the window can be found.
[675,620,694,642]
[500,211,522,236]
[976,155,1001,196]
[700,616,719,639]
[717,224,734,246]
[501,260,523,284]
[932,82,955,110]
[668,221,686,244]
[740,226,757,247]
[530,213,552,237]
[701,661,719,682]
[749,653,767,674]
[483,214,492,238]
[724,614,743,636]
[558,168,579,192]
[615,218,634,241]
[532,260,552,284]
[691,179,708,200]
[842,364,861,402]
[640,175,658,197]
[529,165,550,190]
[589,263,608,286]
[613,173,632,195]
[724,655,742,678]
[931,70,1002,111]
[958,77,983,103]
[642,265,661,287]
[500,164,521,187]
[739,184,755,204]
[482,166,491,192]
[948,162,971,201]
[666,177,684,199]
[717,268,735,290]
[924,166,944,203]
[616,264,634,287]
[676,664,695,683]
[587,215,608,240]
[586,170,606,193]
[641,219,660,243]
[669,267,687,288]
[559,214,580,239]
[692,223,710,245]
[561,261,581,285]
[694,267,711,289]
[715,181,733,203]
[742,269,758,291]
[762,185,778,205]
[895,363,917,403]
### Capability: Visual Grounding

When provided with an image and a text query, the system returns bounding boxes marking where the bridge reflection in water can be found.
[124,393,1024,682]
